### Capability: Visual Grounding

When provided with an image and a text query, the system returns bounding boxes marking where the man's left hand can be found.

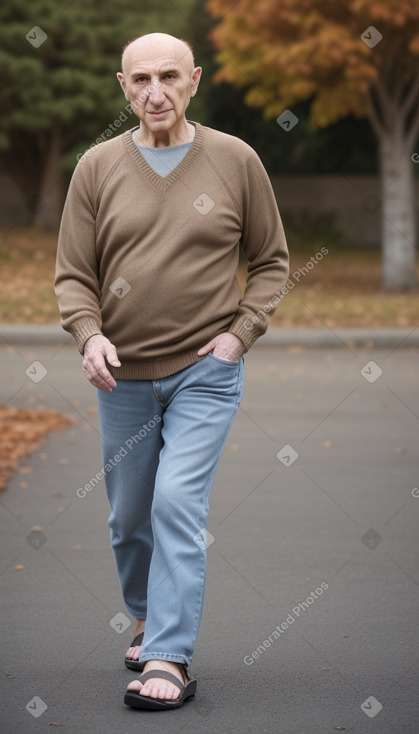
[197,332,246,361]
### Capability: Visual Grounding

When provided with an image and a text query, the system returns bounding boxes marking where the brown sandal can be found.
[124,663,197,710]
[124,632,145,671]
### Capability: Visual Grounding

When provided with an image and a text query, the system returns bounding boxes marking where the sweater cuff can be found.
[228,315,264,352]
[68,317,103,354]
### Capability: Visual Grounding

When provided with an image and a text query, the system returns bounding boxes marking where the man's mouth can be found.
[147,110,171,116]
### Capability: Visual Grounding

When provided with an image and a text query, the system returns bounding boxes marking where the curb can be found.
[0,324,71,346]
[258,326,419,349]
[0,324,418,349]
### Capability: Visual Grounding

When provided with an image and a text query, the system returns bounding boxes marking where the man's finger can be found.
[89,376,114,392]
[83,354,117,389]
[105,344,121,367]
[85,369,116,391]
[197,340,215,356]
[92,366,117,388]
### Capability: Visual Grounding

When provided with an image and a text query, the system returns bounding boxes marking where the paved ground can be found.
[1,338,418,734]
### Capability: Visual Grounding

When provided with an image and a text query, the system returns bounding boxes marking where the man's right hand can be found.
[82,334,121,392]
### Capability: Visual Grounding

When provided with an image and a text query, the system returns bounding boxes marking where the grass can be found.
[0,226,418,327]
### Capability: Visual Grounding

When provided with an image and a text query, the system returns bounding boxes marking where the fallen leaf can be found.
[323,440,334,448]
[19,466,33,474]
[0,404,74,491]
[395,447,407,454]
[14,564,24,571]
[286,345,304,353]
[31,525,43,532]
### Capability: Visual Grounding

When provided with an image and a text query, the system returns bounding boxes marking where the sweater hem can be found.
[107,348,204,380]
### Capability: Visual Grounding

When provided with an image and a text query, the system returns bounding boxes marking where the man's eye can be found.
[164,74,175,80]
[136,77,147,83]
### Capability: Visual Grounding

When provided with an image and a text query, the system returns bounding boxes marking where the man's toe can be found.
[135,679,181,700]
[125,644,141,660]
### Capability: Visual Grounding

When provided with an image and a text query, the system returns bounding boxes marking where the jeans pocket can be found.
[207,353,241,366]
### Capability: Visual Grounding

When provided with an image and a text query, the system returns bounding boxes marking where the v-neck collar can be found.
[123,121,205,193]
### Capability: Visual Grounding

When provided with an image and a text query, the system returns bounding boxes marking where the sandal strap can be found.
[130,632,144,647]
[137,669,186,694]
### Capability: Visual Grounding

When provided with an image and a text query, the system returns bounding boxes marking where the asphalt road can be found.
[1,340,418,734]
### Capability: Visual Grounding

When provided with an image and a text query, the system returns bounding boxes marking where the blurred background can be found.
[0,0,418,326]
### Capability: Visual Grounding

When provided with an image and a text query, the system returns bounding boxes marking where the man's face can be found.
[117,42,201,135]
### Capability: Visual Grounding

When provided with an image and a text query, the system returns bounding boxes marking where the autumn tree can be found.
[208,0,419,291]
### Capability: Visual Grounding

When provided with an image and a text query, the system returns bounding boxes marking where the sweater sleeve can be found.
[228,152,289,351]
[54,157,103,354]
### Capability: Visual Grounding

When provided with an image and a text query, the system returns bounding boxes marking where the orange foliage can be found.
[208,0,419,126]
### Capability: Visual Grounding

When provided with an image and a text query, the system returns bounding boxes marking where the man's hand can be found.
[197,332,245,362]
[82,334,121,392]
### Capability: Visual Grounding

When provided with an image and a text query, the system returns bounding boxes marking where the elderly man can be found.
[55,32,289,710]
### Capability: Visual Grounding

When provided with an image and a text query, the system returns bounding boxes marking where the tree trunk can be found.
[379,134,417,291]
[32,120,65,230]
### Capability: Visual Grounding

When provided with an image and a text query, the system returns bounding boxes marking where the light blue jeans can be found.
[97,354,244,667]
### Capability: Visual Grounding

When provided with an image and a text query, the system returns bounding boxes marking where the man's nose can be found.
[148,84,165,105]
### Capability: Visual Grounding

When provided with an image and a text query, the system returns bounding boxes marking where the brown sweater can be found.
[55,122,289,379]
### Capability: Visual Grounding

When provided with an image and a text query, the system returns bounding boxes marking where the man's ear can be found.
[190,66,202,97]
[116,72,128,99]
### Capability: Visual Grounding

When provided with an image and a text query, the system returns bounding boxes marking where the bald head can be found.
[121,33,195,77]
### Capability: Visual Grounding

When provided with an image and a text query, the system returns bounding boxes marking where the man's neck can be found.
[135,120,195,148]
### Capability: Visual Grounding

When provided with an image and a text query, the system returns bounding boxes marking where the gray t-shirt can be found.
[132,133,192,177]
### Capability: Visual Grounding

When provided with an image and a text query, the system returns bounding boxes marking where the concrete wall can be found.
[271,175,419,248]
[1,172,418,248]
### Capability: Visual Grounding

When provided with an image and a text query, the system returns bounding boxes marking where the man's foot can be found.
[125,619,145,663]
[126,660,187,701]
